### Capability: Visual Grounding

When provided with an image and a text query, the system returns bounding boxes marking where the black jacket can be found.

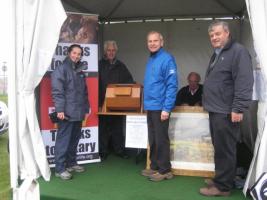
[51,57,90,121]
[203,39,253,114]
[98,58,134,107]
[175,84,203,106]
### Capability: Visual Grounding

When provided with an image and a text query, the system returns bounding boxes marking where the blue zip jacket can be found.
[144,48,178,112]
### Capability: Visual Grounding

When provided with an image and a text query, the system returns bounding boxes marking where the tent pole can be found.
[9,0,19,193]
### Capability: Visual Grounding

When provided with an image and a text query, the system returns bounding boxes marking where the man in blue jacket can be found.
[200,21,253,196]
[142,31,178,182]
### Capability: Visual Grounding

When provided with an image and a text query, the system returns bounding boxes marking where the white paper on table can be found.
[125,115,148,149]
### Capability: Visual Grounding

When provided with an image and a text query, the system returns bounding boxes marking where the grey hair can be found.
[104,40,118,53]
[187,72,201,82]
[208,20,230,33]
[147,31,164,41]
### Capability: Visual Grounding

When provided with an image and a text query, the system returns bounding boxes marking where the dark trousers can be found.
[209,112,240,191]
[55,120,82,173]
[147,110,171,174]
[99,115,125,154]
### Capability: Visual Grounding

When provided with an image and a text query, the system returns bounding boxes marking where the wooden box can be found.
[103,84,143,112]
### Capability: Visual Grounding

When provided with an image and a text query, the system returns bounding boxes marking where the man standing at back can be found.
[200,21,253,196]
[98,40,134,160]
[142,31,178,181]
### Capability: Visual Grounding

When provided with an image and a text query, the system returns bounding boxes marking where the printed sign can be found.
[40,13,99,165]
[125,115,148,149]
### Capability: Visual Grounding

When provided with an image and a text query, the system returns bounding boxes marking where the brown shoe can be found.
[149,172,173,182]
[141,169,157,177]
[199,186,230,196]
[204,178,215,187]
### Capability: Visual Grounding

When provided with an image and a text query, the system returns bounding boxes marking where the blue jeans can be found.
[55,121,82,173]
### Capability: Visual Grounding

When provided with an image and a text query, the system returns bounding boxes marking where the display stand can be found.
[169,106,214,177]
[98,83,145,163]
[100,83,143,113]
[99,89,214,177]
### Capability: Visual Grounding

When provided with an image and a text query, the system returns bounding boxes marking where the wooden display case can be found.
[101,84,143,113]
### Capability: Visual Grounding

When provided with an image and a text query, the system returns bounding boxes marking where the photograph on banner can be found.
[169,112,214,172]
[125,115,148,149]
[50,14,98,72]
[59,14,98,44]
[39,13,99,165]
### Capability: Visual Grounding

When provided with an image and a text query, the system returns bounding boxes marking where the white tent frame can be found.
[8,0,267,199]
[9,0,66,199]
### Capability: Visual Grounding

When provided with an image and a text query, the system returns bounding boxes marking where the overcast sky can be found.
[0,1,12,75]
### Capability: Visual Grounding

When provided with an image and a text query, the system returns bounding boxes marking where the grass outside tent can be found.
[0,94,10,200]
[0,133,10,200]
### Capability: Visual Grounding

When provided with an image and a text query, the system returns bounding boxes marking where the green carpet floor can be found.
[39,154,248,200]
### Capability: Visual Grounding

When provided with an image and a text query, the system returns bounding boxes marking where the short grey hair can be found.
[208,20,230,33]
[188,72,201,82]
[147,31,164,41]
[104,40,118,53]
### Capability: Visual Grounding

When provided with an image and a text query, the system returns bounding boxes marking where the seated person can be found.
[175,72,203,106]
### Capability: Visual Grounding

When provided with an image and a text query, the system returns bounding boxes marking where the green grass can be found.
[0,94,8,104]
[0,94,10,200]
[0,131,10,200]
[39,154,248,200]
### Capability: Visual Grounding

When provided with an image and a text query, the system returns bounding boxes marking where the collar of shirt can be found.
[150,47,163,57]
[215,48,222,55]
[103,56,117,65]
[189,87,198,95]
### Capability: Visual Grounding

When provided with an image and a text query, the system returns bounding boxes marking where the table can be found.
[99,107,215,177]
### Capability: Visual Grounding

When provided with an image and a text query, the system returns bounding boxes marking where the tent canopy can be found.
[61,0,251,86]
[62,0,246,21]
[59,1,267,197]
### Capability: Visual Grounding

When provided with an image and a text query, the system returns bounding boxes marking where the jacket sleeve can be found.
[232,47,254,113]
[163,57,179,112]
[51,66,66,113]
[84,78,90,113]
[98,61,105,107]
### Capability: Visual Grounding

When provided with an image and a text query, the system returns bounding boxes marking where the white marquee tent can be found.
[8,0,267,199]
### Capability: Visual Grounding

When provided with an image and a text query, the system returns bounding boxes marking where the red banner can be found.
[40,13,100,165]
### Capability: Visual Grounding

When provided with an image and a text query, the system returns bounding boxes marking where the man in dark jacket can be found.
[99,40,134,160]
[200,21,253,196]
[175,72,203,106]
